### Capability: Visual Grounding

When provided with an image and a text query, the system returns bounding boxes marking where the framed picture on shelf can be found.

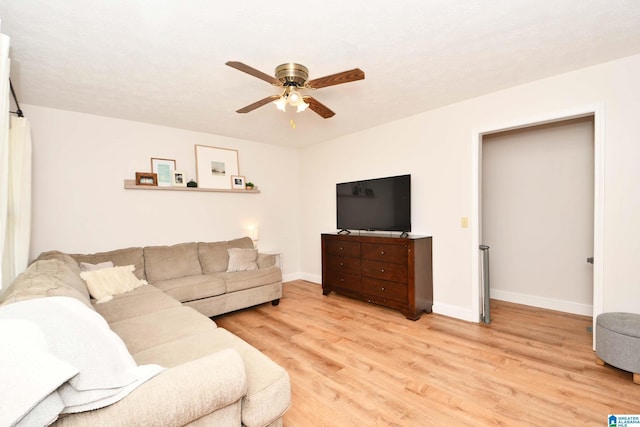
[195,145,239,189]
[151,157,176,187]
[172,170,187,187]
[135,172,158,186]
[231,175,246,190]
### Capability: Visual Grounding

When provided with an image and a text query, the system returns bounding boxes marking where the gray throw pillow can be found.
[226,248,258,272]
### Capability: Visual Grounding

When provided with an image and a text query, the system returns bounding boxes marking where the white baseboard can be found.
[297,273,321,284]
[282,272,321,284]
[281,275,592,319]
[490,289,593,316]
[282,272,302,282]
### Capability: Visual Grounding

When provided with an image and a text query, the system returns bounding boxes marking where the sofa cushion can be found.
[212,329,290,427]
[257,253,276,269]
[152,274,226,303]
[80,265,148,303]
[218,266,282,293]
[72,247,145,280]
[0,276,93,311]
[132,328,290,427]
[0,260,93,309]
[227,248,258,272]
[93,285,181,324]
[53,349,247,427]
[25,259,90,301]
[198,237,254,274]
[144,243,202,283]
[34,251,83,276]
[109,306,218,354]
[197,241,229,274]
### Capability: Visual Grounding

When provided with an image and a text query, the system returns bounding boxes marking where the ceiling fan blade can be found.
[226,61,280,85]
[304,96,335,119]
[236,95,280,114]
[307,68,365,89]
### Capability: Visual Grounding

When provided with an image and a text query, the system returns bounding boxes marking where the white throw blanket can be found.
[0,297,164,426]
[0,319,77,426]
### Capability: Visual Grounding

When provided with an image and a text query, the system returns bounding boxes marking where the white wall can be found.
[482,118,594,315]
[24,105,303,280]
[300,53,640,320]
[21,53,640,319]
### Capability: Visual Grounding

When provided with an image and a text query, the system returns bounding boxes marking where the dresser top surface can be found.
[322,232,431,241]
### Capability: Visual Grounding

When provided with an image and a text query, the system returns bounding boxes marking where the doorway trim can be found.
[471,104,604,347]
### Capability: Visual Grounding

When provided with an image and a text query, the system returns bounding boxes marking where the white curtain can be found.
[2,117,32,288]
[0,32,11,290]
[0,32,32,290]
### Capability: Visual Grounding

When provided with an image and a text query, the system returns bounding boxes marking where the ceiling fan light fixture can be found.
[288,88,303,106]
[296,100,309,113]
[273,96,287,112]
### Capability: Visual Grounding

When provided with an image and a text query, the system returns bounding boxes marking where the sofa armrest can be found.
[54,349,247,426]
[257,253,276,269]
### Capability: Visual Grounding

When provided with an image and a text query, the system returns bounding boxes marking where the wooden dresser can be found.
[321,233,433,320]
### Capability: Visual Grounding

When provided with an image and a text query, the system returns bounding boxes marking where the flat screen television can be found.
[336,174,411,233]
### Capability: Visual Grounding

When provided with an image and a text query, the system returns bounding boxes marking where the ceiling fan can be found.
[225,61,365,119]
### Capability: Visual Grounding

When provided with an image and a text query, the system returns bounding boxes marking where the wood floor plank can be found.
[214,280,640,426]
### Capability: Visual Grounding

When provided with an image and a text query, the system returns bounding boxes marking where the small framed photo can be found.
[172,170,187,187]
[135,172,158,186]
[231,175,246,190]
[151,158,176,187]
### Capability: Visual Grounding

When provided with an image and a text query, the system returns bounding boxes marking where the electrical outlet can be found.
[461,217,469,228]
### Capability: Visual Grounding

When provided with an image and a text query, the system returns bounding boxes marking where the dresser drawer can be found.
[362,277,407,304]
[362,260,408,283]
[325,239,361,258]
[325,255,361,276]
[325,271,361,293]
[362,243,408,264]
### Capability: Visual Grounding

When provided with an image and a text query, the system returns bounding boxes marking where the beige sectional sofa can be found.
[42,236,284,317]
[0,237,290,426]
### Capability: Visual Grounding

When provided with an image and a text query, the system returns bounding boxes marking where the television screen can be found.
[336,174,411,232]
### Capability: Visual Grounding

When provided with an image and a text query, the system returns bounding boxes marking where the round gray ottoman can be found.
[596,312,640,384]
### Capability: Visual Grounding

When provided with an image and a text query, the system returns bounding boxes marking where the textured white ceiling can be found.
[1,0,640,147]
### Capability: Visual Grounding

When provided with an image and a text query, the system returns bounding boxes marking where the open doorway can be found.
[481,117,594,315]
[471,106,604,349]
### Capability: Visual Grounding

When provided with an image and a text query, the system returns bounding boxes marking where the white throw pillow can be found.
[80,265,147,303]
[226,248,258,272]
[79,261,114,272]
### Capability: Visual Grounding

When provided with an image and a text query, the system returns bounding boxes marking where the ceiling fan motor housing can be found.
[275,63,309,87]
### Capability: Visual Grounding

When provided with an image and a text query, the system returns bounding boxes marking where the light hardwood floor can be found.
[214,280,640,426]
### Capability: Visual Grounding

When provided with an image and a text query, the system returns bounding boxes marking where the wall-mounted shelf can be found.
[123,179,260,193]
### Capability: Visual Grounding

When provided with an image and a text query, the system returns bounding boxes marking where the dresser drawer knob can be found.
[340,278,344,282]
[381,287,385,291]
[339,247,344,251]
[340,262,344,266]
[380,268,385,273]
[380,251,385,255]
